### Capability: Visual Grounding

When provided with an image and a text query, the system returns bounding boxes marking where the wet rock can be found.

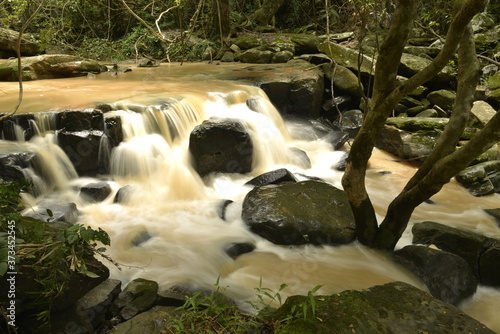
[455,160,500,196]
[0,54,108,81]
[57,130,104,176]
[393,245,477,306]
[114,185,134,203]
[271,281,495,334]
[75,278,122,329]
[217,199,234,221]
[376,125,440,165]
[322,130,350,150]
[427,89,457,112]
[287,147,311,169]
[24,201,80,225]
[79,182,112,203]
[131,231,153,247]
[245,168,297,187]
[56,109,104,132]
[338,109,363,137]
[332,151,349,171]
[241,180,356,246]
[1,113,36,141]
[112,278,159,321]
[233,60,324,117]
[412,221,500,286]
[0,151,40,181]
[479,245,500,286]
[485,208,500,226]
[189,118,253,177]
[224,243,256,259]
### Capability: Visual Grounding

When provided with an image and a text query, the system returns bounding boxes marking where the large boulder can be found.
[230,59,324,117]
[412,221,500,286]
[393,245,477,306]
[57,130,104,176]
[270,281,494,334]
[189,118,253,177]
[0,54,108,81]
[318,41,375,76]
[0,27,42,57]
[241,180,356,245]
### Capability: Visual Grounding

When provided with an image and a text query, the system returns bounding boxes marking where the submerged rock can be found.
[241,180,356,245]
[270,281,494,333]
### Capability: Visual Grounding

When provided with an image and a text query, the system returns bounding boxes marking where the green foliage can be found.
[0,180,111,329]
[164,277,324,333]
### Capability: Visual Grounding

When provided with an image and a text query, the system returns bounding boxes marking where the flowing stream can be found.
[1,63,500,331]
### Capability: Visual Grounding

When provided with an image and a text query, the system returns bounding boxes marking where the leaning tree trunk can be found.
[250,0,286,26]
[341,0,489,248]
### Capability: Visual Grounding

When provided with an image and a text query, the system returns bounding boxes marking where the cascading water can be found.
[1,64,500,331]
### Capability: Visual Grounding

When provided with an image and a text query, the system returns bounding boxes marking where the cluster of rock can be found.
[1,17,500,333]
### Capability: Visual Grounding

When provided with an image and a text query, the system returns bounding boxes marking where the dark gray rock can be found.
[455,160,500,196]
[24,201,80,225]
[0,151,40,182]
[114,185,134,203]
[217,199,234,221]
[241,180,356,245]
[57,130,104,176]
[245,168,297,187]
[393,245,477,305]
[1,113,36,141]
[232,60,324,117]
[412,221,500,286]
[131,231,153,247]
[376,125,440,165]
[56,109,104,132]
[271,281,494,334]
[338,109,363,137]
[113,278,159,321]
[75,278,122,329]
[189,118,253,177]
[485,208,500,226]
[479,245,500,286]
[224,243,256,259]
[79,182,112,203]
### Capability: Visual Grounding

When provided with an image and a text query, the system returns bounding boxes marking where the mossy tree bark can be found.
[249,0,286,26]
[341,0,493,250]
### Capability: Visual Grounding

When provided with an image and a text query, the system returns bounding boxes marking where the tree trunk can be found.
[250,0,286,26]
[341,0,489,248]
[341,0,418,246]
[212,0,231,38]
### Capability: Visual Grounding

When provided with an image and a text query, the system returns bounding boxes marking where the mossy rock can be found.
[271,282,494,334]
